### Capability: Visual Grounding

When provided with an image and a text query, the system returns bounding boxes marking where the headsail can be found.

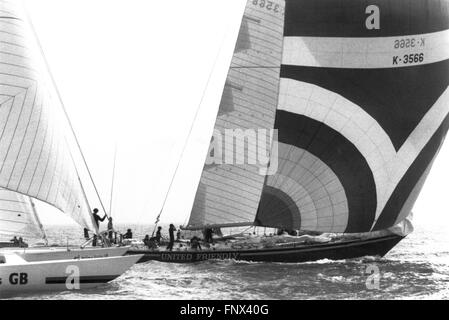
[186,0,286,229]
[255,0,449,233]
[0,1,96,231]
[0,188,45,241]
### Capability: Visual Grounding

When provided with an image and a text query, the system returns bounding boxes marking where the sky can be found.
[24,0,246,226]
[23,0,449,230]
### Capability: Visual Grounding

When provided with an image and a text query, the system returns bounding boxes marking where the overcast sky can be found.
[24,0,449,230]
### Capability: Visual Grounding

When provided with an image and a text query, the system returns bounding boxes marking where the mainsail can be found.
[183,0,449,234]
[255,0,449,233]
[0,188,45,241]
[0,1,96,231]
[186,0,286,229]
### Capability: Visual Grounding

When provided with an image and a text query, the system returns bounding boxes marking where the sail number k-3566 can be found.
[392,53,425,66]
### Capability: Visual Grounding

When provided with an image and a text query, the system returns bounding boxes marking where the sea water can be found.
[4,223,449,300]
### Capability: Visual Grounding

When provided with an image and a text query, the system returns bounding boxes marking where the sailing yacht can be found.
[0,1,141,295]
[128,0,449,263]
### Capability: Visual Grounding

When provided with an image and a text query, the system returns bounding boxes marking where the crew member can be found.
[107,217,114,241]
[143,235,151,247]
[190,236,202,250]
[204,228,214,243]
[83,228,90,240]
[155,226,162,244]
[10,236,19,246]
[123,229,133,239]
[92,208,106,229]
[166,224,176,251]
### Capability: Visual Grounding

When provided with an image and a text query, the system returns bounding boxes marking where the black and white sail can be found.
[256,0,449,233]
[0,1,97,231]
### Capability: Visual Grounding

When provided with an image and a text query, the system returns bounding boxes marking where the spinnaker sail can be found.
[256,0,449,233]
[0,1,97,231]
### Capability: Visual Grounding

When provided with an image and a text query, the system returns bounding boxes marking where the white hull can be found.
[0,253,142,297]
[0,246,130,262]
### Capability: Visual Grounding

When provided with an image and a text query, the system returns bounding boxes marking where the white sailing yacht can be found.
[0,1,141,295]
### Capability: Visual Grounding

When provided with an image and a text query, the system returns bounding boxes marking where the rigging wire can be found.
[24,7,110,218]
[109,144,118,217]
[65,137,98,234]
[151,34,229,236]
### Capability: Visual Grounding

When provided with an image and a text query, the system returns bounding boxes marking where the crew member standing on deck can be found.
[92,208,106,229]
[155,226,162,244]
[107,217,114,241]
[83,228,90,240]
[166,224,176,251]
[204,228,214,243]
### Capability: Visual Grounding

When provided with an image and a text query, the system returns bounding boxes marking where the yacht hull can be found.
[0,254,142,297]
[128,234,404,264]
[2,246,130,262]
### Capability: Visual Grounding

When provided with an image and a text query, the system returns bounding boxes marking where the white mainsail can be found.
[0,1,96,231]
[186,0,286,229]
[0,188,45,241]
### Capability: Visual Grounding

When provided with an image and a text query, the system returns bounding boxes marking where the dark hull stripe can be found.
[280,61,449,151]
[374,113,449,230]
[284,0,449,37]
[45,275,119,285]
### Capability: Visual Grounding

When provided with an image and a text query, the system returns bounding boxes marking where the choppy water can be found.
[4,223,449,300]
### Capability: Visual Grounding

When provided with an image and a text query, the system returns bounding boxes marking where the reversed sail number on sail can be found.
[394,38,426,49]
